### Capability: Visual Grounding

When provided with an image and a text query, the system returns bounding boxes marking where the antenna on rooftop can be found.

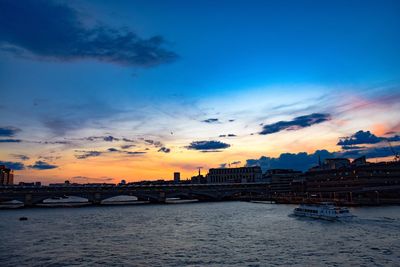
[386,140,400,162]
[197,167,203,175]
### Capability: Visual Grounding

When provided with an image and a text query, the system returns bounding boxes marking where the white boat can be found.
[293,202,354,220]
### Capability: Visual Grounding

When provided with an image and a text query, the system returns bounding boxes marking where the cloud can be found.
[246,145,400,172]
[29,161,57,170]
[125,151,146,155]
[144,139,163,147]
[0,139,22,143]
[75,151,102,159]
[0,160,25,170]
[11,154,30,161]
[0,126,21,137]
[122,138,135,143]
[202,118,219,123]
[187,140,231,151]
[340,145,365,150]
[158,147,171,153]
[386,135,400,142]
[72,176,114,182]
[259,113,331,135]
[231,161,241,165]
[86,135,120,142]
[219,134,237,138]
[338,145,400,159]
[75,148,146,159]
[337,130,400,150]
[337,130,381,146]
[246,150,335,172]
[0,0,178,67]
[121,144,135,149]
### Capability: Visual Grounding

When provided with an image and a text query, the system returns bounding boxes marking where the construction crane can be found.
[387,140,400,162]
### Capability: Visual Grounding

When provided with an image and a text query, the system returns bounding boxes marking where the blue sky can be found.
[0,0,399,183]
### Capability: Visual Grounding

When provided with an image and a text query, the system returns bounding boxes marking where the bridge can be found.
[0,183,270,206]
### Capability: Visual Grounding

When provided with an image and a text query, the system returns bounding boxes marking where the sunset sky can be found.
[1,0,399,184]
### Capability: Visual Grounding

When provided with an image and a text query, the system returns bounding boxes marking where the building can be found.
[265,169,302,193]
[304,160,400,193]
[173,172,180,183]
[206,166,262,183]
[191,168,206,184]
[0,165,14,186]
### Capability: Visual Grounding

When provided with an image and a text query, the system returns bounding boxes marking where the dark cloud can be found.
[0,0,178,67]
[122,138,135,143]
[341,145,365,150]
[187,140,231,151]
[121,144,135,149]
[229,120,235,122]
[246,144,400,172]
[75,151,102,159]
[338,145,400,159]
[259,113,331,135]
[231,161,241,165]
[337,130,381,146]
[144,139,163,147]
[0,160,25,170]
[29,161,57,170]
[158,147,171,153]
[125,151,146,155]
[246,150,335,172]
[0,139,22,143]
[76,148,146,159]
[219,134,237,138]
[72,176,114,182]
[202,118,219,123]
[386,135,400,142]
[337,130,400,150]
[40,140,71,145]
[86,135,120,142]
[11,154,30,161]
[0,126,21,137]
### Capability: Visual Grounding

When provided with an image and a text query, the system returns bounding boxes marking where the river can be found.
[1,202,399,266]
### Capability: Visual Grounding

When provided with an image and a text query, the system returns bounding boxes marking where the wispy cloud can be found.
[11,154,30,161]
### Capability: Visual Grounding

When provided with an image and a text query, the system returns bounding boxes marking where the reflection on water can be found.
[1,202,399,266]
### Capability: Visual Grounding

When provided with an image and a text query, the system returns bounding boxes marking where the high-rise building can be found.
[0,165,14,186]
[174,172,180,183]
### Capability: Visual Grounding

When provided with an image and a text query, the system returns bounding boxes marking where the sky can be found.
[0,0,399,184]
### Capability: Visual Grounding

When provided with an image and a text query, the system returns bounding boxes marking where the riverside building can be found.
[206,166,263,183]
[0,165,14,186]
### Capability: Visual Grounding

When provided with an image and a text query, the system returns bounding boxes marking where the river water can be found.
[1,202,399,266]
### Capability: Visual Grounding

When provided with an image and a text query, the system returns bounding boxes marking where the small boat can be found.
[293,202,354,221]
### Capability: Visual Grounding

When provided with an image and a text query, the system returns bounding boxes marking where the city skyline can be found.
[1,0,400,184]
